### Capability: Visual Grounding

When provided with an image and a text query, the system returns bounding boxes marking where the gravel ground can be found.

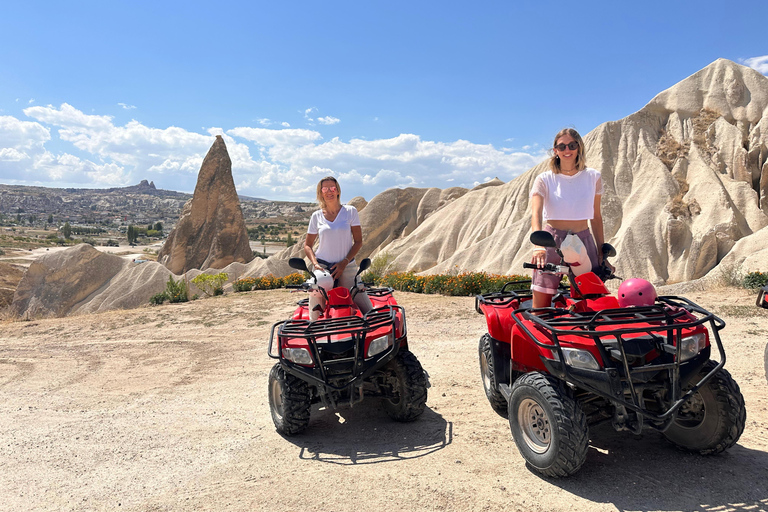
[0,287,766,511]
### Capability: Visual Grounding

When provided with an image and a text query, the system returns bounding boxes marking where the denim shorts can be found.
[532,225,599,295]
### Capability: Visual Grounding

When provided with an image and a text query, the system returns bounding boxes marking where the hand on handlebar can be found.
[531,248,547,268]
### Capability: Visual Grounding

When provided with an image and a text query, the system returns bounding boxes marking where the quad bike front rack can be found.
[510,295,727,432]
[268,305,406,393]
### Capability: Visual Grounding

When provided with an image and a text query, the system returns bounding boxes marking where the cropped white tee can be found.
[307,204,361,263]
[530,168,603,221]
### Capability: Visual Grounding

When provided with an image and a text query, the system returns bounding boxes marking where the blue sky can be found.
[1,1,767,201]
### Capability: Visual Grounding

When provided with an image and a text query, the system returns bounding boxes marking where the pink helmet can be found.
[618,278,657,307]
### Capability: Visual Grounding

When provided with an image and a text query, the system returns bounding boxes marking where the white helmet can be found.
[312,269,334,292]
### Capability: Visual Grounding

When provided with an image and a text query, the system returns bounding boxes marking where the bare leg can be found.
[532,290,553,309]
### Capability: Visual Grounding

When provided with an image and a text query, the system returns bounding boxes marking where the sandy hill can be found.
[370,59,768,284]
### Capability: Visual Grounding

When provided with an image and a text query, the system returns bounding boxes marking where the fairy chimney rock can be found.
[158,135,252,274]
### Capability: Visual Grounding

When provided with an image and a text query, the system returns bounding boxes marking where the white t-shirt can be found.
[529,168,603,222]
[307,205,361,263]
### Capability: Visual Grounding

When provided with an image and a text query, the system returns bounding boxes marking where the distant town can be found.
[0,180,315,252]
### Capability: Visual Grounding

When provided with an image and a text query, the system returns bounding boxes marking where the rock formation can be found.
[158,135,252,274]
[10,244,172,318]
[358,59,768,285]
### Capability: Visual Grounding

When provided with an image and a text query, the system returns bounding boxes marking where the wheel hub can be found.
[270,378,284,421]
[518,398,551,454]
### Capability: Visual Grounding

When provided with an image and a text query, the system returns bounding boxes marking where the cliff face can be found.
[365,59,768,284]
[158,135,253,274]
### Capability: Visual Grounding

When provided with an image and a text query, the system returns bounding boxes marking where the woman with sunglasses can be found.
[529,128,611,308]
[304,176,373,320]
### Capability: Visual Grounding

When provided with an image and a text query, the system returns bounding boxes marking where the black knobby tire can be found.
[381,350,428,422]
[508,372,589,478]
[479,334,508,416]
[663,360,746,454]
[268,364,311,436]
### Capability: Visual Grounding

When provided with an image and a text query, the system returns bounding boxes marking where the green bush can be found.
[149,292,167,305]
[191,272,228,297]
[165,275,189,303]
[743,271,768,290]
[233,277,256,292]
[380,270,530,296]
[361,252,395,285]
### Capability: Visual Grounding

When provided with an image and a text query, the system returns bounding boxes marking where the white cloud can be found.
[28,99,35,105]
[281,122,290,127]
[3,102,547,201]
[257,118,272,126]
[741,55,768,75]
[118,103,137,110]
[317,116,340,125]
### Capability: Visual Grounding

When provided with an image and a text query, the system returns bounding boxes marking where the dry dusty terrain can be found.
[0,287,767,512]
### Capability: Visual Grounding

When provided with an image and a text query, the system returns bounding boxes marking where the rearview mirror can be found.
[288,257,309,271]
[530,230,556,248]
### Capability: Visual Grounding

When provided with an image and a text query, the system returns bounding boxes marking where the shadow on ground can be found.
[549,423,768,512]
[283,405,452,465]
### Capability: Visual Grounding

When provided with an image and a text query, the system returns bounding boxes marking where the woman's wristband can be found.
[342,257,350,264]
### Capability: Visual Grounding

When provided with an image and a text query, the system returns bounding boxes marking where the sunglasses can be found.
[554,142,579,151]
[321,186,338,193]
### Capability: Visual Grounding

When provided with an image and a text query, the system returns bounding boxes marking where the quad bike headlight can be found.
[553,348,600,370]
[367,333,393,357]
[679,332,707,361]
[282,347,313,365]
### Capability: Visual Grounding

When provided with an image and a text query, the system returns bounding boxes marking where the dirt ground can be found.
[0,286,767,512]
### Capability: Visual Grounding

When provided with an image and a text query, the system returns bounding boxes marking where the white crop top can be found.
[307,204,361,263]
[530,168,603,221]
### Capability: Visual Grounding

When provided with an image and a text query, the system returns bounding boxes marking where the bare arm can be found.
[530,194,546,267]
[303,233,320,269]
[590,194,607,264]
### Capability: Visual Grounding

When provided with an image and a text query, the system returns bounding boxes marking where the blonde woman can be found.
[304,176,373,320]
[529,128,611,308]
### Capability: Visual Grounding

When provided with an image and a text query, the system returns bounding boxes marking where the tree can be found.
[286,233,295,247]
[127,225,138,245]
[154,222,163,233]
[48,214,54,224]
[62,222,72,239]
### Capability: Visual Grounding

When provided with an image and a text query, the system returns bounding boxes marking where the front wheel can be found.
[479,334,507,417]
[663,361,746,454]
[381,351,428,422]
[268,364,311,435]
[508,372,589,478]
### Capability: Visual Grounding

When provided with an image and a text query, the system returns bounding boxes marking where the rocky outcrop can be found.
[371,59,768,284]
[158,136,252,274]
[10,244,174,318]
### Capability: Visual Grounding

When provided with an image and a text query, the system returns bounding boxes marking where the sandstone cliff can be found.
[158,135,252,274]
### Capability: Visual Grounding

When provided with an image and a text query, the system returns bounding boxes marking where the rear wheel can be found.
[268,364,311,435]
[664,361,746,454]
[381,351,428,422]
[508,372,589,478]
[479,334,507,416]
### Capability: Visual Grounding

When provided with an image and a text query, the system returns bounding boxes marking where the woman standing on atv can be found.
[304,176,373,320]
[529,128,611,308]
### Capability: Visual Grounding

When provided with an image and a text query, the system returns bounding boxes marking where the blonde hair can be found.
[549,128,587,174]
[316,176,341,211]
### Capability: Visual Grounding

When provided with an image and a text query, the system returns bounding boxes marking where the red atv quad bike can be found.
[267,257,429,435]
[475,230,746,477]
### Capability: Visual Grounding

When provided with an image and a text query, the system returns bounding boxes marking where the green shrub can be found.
[191,272,228,297]
[361,252,395,285]
[233,277,256,292]
[149,292,167,305]
[743,271,768,290]
[380,270,529,296]
[165,276,189,303]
